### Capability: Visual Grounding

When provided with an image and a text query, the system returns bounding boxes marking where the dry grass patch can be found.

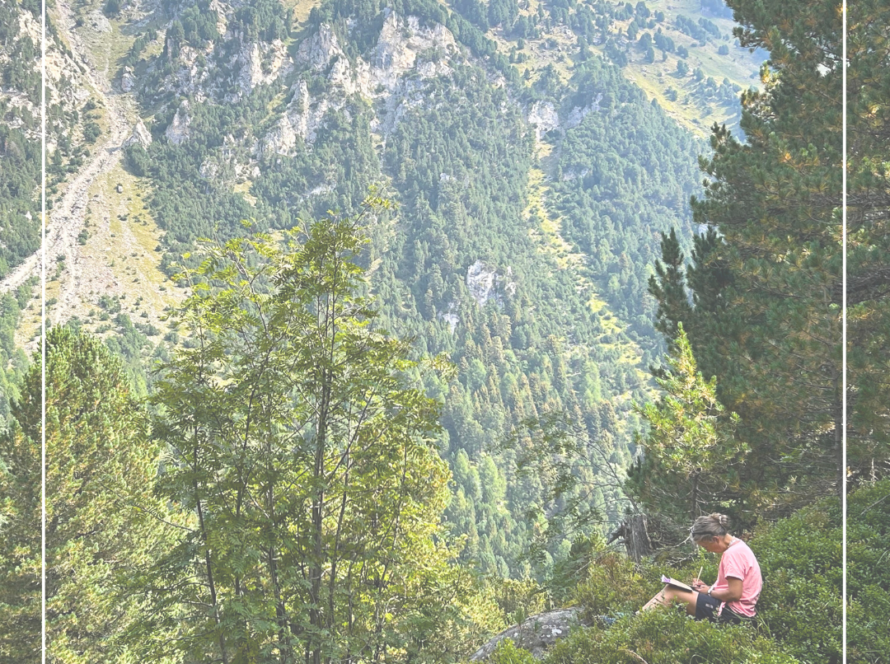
[74,163,182,338]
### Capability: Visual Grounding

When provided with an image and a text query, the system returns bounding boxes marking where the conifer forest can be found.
[0,0,887,662]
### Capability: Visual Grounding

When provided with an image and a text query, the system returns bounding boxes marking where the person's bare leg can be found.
[640,586,698,616]
[640,585,669,611]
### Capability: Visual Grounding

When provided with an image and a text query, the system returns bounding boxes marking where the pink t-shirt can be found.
[711,538,762,617]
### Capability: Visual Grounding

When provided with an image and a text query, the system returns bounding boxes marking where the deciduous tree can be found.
[130,200,494,664]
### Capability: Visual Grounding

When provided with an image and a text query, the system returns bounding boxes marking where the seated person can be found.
[640,513,762,624]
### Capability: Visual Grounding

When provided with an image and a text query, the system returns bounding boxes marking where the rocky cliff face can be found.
[2,6,91,151]
[466,260,516,309]
[141,6,467,181]
[263,11,460,156]
[129,1,651,195]
[165,99,192,145]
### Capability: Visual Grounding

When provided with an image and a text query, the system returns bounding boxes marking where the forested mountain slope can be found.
[122,0,716,577]
[4,0,761,577]
[0,0,104,426]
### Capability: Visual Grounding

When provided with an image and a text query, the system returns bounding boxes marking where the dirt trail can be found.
[0,0,131,323]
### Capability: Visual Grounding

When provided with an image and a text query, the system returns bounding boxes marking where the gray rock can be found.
[165,100,191,145]
[88,10,112,34]
[470,607,589,661]
[297,23,345,72]
[121,66,136,92]
[124,119,152,148]
[528,101,560,141]
[466,261,516,308]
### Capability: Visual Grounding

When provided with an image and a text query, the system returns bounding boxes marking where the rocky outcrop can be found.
[371,10,456,90]
[165,100,191,145]
[167,44,212,100]
[262,79,329,154]
[297,23,346,72]
[565,93,604,129]
[124,119,152,148]
[238,39,292,94]
[150,8,465,160]
[210,0,228,36]
[528,93,604,141]
[87,10,112,34]
[121,66,136,92]
[470,608,588,660]
[264,13,460,154]
[437,300,460,334]
[200,134,256,182]
[528,101,560,141]
[467,261,516,308]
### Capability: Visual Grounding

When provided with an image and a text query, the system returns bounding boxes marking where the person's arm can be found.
[707,577,743,602]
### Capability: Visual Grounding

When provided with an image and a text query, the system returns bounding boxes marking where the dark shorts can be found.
[694,593,751,625]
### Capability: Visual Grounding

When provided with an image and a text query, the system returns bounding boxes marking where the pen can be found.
[697,566,703,585]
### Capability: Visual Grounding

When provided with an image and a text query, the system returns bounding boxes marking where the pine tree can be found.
[0,327,177,664]
[647,0,844,519]
[846,0,890,480]
[648,228,692,345]
[629,324,743,525]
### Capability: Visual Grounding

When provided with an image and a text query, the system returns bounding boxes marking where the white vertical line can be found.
[841,1,847,663]
[40,0,47,662]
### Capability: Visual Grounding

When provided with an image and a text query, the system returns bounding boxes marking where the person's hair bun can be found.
[691,513,731,540]
[711,513,730,529]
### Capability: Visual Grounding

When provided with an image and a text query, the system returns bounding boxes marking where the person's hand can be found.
[691,579,709,593]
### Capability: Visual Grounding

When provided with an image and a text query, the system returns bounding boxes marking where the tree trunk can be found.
[608,514,652,562]
[835,380,845,498]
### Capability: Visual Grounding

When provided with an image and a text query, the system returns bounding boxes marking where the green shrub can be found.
[103,0,121,17]
[572,551,656,621]
[571,542,718,624]
[489,639,537,664]
[847,479,890,664]
[544,610,799,664]
[83,121,101,144]
[750,498,842,663]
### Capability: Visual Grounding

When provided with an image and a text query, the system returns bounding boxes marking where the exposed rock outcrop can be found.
[467,261,516,308]
[470,608,588,661]
[262,79,328,154]
[87,10,112,34]
[167,44,211,100]
[565,93,604,128]
[528,101,560,140]
[263,13,460,154]
[297,23,346,71]
[238,39,292,94]
[121,66,136,92]
[371,10,456,91]
[437,300,460,334]
[124,119,152,148]
[165,100,191,145]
